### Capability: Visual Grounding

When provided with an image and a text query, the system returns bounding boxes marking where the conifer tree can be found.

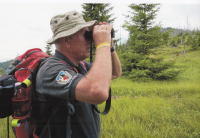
[123,3,162,55]
[45,44,53,56]
[191,36,199,50]
[198,34,200,47]
[120,3,180,81]
[161,30,171,50]
[82,3,116,24]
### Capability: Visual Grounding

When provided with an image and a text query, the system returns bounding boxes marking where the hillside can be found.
[160,27,194,37]
[0,59,12,70]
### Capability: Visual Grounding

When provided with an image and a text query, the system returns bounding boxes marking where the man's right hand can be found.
[93,23,113,47]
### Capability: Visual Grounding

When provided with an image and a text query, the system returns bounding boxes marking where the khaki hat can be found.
[47,10,97,44]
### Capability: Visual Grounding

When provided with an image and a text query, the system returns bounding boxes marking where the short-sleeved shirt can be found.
[35,50,100,138]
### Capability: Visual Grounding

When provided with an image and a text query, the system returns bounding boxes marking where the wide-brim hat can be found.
[47,10,97,44]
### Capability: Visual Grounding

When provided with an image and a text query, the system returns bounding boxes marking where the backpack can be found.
[0,48,111,138]
[0,48,51,138]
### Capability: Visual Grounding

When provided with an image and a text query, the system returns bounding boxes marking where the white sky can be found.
[0,0,200,62]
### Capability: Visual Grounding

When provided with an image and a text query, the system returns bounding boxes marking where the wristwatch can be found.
[110,47,115,52]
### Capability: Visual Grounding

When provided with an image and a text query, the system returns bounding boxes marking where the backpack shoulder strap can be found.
[39,101,75,138]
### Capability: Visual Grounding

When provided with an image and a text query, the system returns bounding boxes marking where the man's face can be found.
[68,27,91,61]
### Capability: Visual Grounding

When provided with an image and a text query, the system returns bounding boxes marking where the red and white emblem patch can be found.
[56,70,72,84]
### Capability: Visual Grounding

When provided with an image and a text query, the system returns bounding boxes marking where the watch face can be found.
[111,47,114,52]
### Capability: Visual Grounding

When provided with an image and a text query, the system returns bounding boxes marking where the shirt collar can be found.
[54,50,78,68]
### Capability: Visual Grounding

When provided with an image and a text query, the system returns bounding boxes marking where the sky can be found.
[0,0,200,62]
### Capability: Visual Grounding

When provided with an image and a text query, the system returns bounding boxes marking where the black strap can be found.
[39,101,75,138]
[91,88,111,115]
[25,120,33,138]
[66,102,75,138]
[1,84,15,89]
[39,105,60,138]
[24,51,42,60]
[7,117,9,138]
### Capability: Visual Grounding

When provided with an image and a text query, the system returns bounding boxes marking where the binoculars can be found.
[84,28,115,42]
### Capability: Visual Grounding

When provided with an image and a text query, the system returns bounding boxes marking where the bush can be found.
[120,52,181,82]
[190,36,199,51]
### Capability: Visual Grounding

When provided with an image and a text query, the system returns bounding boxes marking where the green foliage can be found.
[186,35,193,45]
[162,30,171,45]
[198,34,200,47]
[120,4,181,81]
[82,3,116,24]
[0,117,15,138]
[0,60,12,70]
[45,44,53,56]
[177,37,181,44]
[184,32,189,36]
[120,52,181,82]
[0,68,6,76]
[182,34,186,42]
[123,3,162,55]
[99,51,200,137]
[170,38,176,46]
[191,36,199,51]
[115,43,129,53]
[178,31,183,37]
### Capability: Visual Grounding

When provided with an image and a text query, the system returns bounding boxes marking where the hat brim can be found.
[47,20,97,44]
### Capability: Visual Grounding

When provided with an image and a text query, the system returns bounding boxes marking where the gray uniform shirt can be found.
[35,50,100,138]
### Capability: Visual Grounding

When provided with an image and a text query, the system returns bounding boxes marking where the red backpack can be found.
[4,48,50,138]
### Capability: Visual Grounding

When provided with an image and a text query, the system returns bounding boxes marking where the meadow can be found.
[0,45,200,138]
[99,45,200,138]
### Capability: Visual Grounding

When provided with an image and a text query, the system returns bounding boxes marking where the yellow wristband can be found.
[96,43,110,50]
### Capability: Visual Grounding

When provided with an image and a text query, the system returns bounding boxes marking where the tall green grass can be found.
[0,117,15,138]
[100,95,200,138]
[99,47,200,138]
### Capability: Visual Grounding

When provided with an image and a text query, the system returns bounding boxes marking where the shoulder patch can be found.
[56,70,72,84]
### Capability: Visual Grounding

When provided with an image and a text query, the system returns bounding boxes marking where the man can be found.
[35,10,121,138]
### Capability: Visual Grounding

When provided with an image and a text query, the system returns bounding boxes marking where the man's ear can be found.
[61,37,70,48]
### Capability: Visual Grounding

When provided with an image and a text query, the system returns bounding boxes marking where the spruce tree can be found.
[121,3,180,81]
[191,36,199,50]
[82,3,116,24]
[162,30,171,50]
[198,34,200,47]
[123,3,162,55]
[45,44,53,56]
[81,3,117,62]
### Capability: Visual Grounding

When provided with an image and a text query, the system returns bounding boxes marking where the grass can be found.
[99,46,200,138]
[1,45,200,138]
[0,117,15,138]
[100,95,200,138]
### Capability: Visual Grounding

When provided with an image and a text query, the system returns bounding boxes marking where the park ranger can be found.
[35,10,121,138]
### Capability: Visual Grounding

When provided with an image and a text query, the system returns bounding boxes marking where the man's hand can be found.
[99,22,114,48]
[93,22,113,47]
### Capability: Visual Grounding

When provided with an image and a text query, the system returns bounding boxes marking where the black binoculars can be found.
[84,28,115,42]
